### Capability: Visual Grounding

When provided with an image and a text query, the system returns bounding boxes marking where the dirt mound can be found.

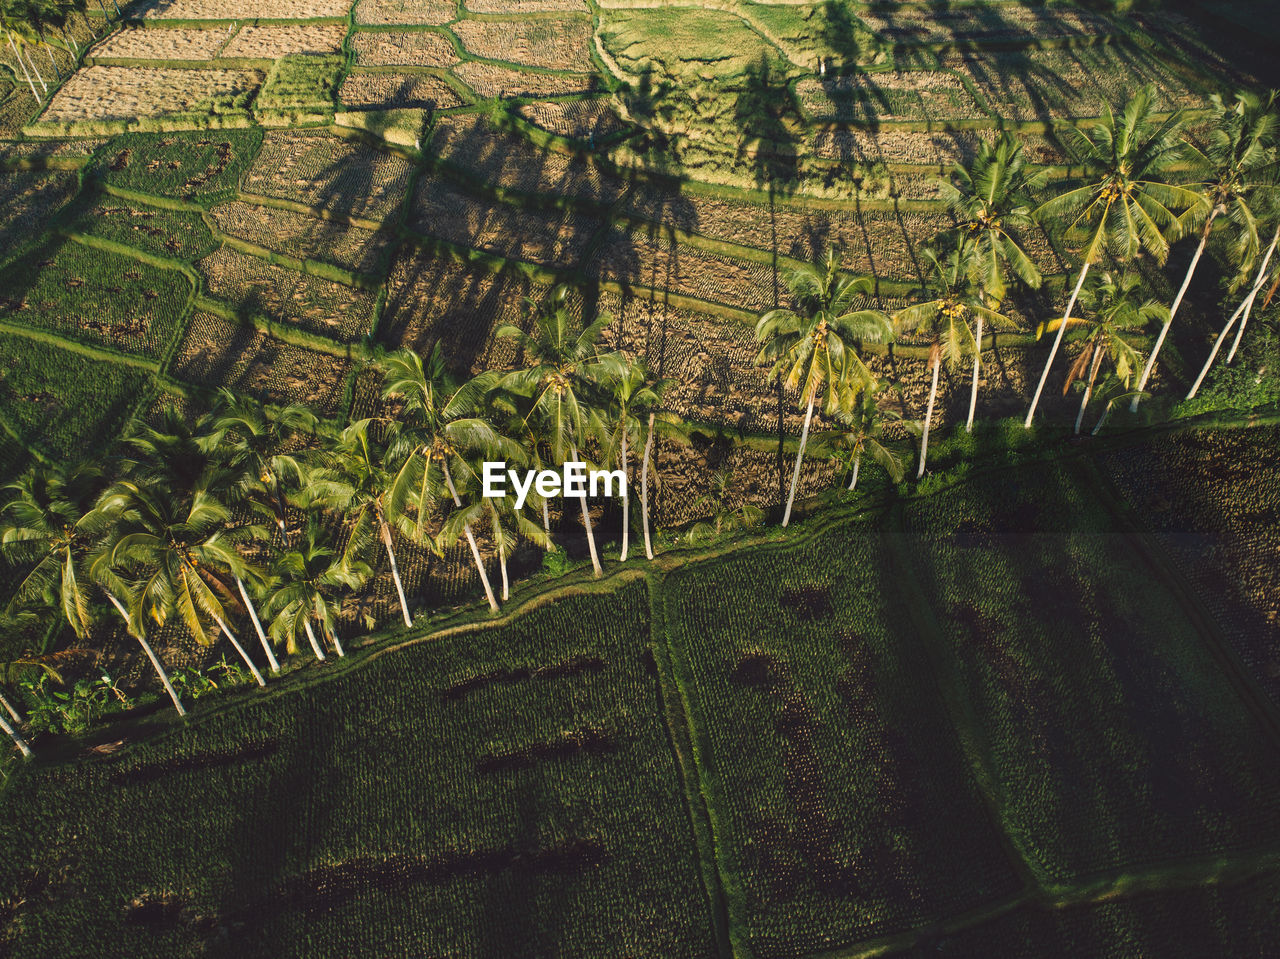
[443,653,606,703]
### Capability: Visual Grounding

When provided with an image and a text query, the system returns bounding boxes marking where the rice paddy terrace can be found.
[2,0,1280,954]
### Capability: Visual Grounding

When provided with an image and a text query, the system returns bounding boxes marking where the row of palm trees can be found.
[0,0,114,106]
[0,295,678,741]
[762,84,1279,522]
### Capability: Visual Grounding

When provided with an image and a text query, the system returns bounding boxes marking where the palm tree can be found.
[893,241,1015,477]
[496,287,617,576]
[814,386,905,492]
[263,518,370,662]
[941,133,1046,430]
[1132,89,1276,410]
[687,471,763,544]
[1040,272,1162,433]
[1,2,44,103]
[755,247,892,526]
[1026,84,1198,426]
[381,347,515,612]
[303,419,415,627]
[601,358,672,562]
[94,478,267,687]
[0,463,186,717]
[441,483,550,603]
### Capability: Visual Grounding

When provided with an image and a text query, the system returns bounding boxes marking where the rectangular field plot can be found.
[429,115,623,205]
[137,0,351,18]
[171,311,353,415]
[355,0,456,24]
[90,25,231,60]
[380,248,549,368]
[0,582,717,959]
[797,70,986,124]
[222,24,348,59]
[0,238,190,358]
[517,99,625,142]
[453,61,598,99]
[810,126,990,169]
[209,201,395,274]
[38,66,261,124]
[587,225,774,312]
[452,17,595,72]
[1097,427,1280,707]
[0,172,79,262]
[661,523,1021,957]
[351,29,460,67]
[197,248,376,342]
[466,0,587,10]
[338,72,466,111]
[859,3,1112,46]
[899,458,1280,882]
[0,332,143,463]
[242,131,413,222]
[67,195,220,262]
[408,176,602,266]
[96,129,264,202]
[947,41,1212,123]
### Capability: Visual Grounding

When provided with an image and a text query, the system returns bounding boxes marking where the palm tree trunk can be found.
[500,546,509,601]
[0,691,20,724]
[212,615,266,687]
[376,507,413,628]
[6,32,41,102]
[1224,224,1280,366]
[303,619,326,661]
[105,593,186,717]
[918,355,941,479]
[618,432,630,562]
[641,412,656,560]
[966,313,984,433]
[0,708,32,760]
[44,42,62,81]
[20,43,47,93]
[1026,260,1091,427]
[847,452,861,492]
[1092,400,1112,436]
[1187,295,1255,400]
[61,27,78,57]
[541,499,551,537]
[571,445,603,577]
[326,624,345,658]
[273,480,291,547]
[1075,344,1104,434]
[236,575,279,674]
[442,461,499,613]
[1132,210,1218,411]
[782,390,816,527]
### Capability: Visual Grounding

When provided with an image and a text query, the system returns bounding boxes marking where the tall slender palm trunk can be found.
[376,505,412,628]
[1092,401,1112,435]
[967,314,984,432]
[442,461,499,612]
[847,452,862,492]
[918,354,941,479]
[211,614,266,686]
[641,412,656,560]
[326,624,345,658]
[105,593,186,717]
[303,619,326,661]
[6,32,41,102]
[0,692,20,724]
[1026,260,1092,427]
[19,43,46,93]
[1132,210,1219,411]
[571,445,603,577]
[500,547,510,601]
[1223,223,1280,367]
[0,708,32,759]
[1075,344,1104,434]
[782,391,816,527]
[237,574,279,674]
[618,433,630,562]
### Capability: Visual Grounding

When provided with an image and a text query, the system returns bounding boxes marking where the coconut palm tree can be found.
[941,133,1046,430]
[93,478,267,687]
[1131,89,1277,410]
[755,247,892,526]
[302,418,415,628]
[813,386,905,492]
[1026,84,1198,426]
[600,358,672,562]
[380,347,516,613]
[0,463,186,717]
[496,287,617,576]
[0,1,44,102]
[687,471,764,544]
[441,481,550,604]
[263,517,370,662]
[893,241,1015,477]
[1039,272,1162,433]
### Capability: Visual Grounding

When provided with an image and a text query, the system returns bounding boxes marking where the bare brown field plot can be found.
[339,72,466,111]
[351,29,459,67]
[138,0,351,18]
[518,99,625,141]
[453,61,597,99]
[354,0,456,25]
[452,17,595,72]
[39,66,261,123]
[221,24,348,59]
[210,201,396,274]
[91,25,230,61]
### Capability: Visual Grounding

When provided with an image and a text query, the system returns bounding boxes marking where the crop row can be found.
[209,200,396,274]
[95,128,265,203]
[68,195,220,262]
